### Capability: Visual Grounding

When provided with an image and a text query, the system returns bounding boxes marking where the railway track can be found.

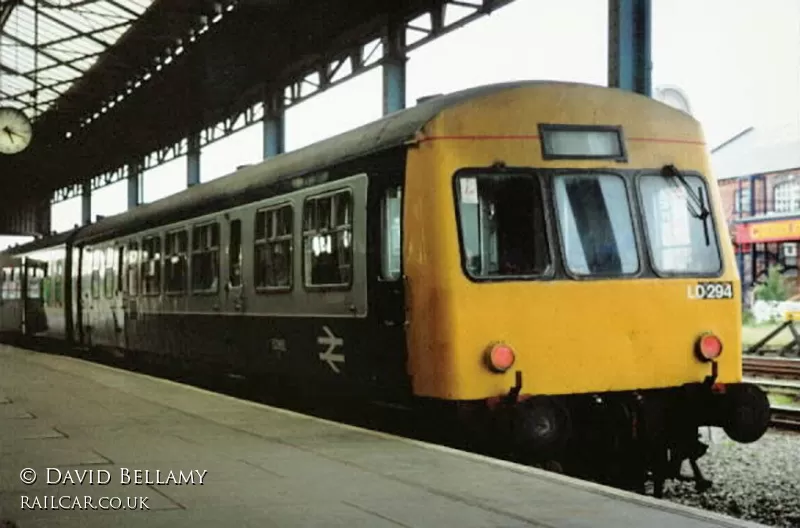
[742,355,800,378]
[742,356,800,431]
[769,405,800,431]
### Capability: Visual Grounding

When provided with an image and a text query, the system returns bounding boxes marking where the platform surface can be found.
[0,345,767,528]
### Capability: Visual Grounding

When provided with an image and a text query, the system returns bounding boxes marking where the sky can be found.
[2,0,799,248]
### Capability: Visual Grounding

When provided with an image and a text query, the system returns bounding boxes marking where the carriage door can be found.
[109,245,126,347]
[223,214,245,314]
[22,258,48,335]
[0,259,22,333]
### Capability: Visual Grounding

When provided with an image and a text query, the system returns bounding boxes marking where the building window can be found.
[165,229,188,293]
[734,185,751,214]
[191,222,220,292]
[784,242,798,267]
[255,205,293,291]
[774,179,800,214]
[303,190,353,287]
[141,235,162,295]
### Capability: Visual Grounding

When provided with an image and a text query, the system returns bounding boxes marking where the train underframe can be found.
[2,332,772,497]
[456,378,772,496]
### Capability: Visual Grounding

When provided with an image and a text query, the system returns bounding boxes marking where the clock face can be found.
[0,107,33,155]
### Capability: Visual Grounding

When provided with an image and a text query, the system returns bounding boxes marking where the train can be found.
[0,80,771,495]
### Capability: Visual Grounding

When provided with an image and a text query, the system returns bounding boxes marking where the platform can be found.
[0,345,766,528]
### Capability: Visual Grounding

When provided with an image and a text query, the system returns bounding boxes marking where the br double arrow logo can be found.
[317,325,345,373]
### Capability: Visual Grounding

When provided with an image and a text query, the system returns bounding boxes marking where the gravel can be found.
[662,427,800,527]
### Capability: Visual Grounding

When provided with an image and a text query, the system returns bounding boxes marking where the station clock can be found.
[0,107,33,155]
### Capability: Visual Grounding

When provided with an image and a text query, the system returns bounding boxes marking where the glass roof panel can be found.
[0,0,157,119]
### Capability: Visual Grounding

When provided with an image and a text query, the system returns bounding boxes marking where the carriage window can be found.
[229,220,242,288]
[639,174,721,274]
[91,249,102,299]
[1,267,16,300]
[303,190,352,287]
[103,247,115,298]
[255,205,293,291]
[553,173,639,276]
[165,229,189,293]
[127,241,139,295]
[382,187,402,280]
[456,173,549,278]
[191,222,220,292]
[43,275,52,305]
[54,260,64,305]
[27,265,44,299]
[140,236,162,295]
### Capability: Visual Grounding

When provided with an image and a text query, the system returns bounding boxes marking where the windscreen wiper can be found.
[661,164,711,246]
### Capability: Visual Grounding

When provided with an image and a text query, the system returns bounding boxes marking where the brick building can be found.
[713,126,800,296]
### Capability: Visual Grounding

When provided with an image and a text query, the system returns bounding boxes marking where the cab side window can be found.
[381,186,402,280]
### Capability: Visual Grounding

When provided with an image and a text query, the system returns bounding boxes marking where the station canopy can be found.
[0,0,513,212]
[0,0,156,120]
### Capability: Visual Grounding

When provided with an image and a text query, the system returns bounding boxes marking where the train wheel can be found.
[512,396,571,458]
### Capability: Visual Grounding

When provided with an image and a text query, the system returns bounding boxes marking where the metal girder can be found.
[0,30,86,78]
[102,0,140,18]
[21,49,105,78]
[51,163,129,204]
[63,0,238,133]
[13,76,82,102]
[37,17,130,49]
[0,0,22,32]
[50,0,517,204]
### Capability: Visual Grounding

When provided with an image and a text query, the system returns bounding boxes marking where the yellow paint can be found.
[745,219,800,243]
[402,83,740,400]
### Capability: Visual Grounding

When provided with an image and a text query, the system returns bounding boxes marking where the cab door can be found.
[370,183,408,396]
[80,246,97,346]
[109,245,126,347]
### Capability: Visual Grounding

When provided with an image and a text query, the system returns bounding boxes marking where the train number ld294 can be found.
[687,282,734,300]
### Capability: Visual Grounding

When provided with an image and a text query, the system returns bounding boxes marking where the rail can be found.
[742,356,800,378]
[769,405,800,431]
[742,356,800,431]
